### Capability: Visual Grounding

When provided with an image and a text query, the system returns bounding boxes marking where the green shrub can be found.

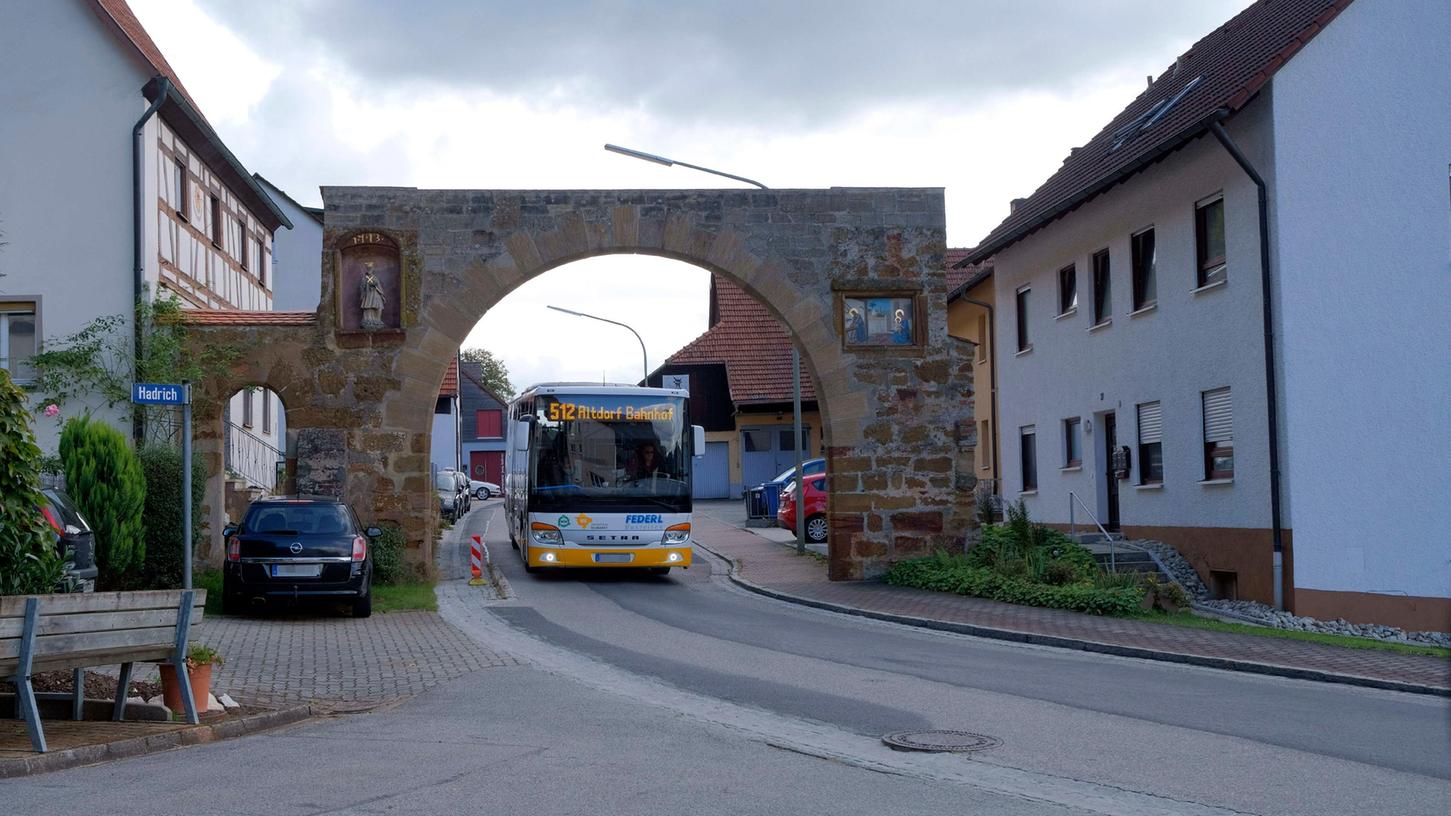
[137,444,205,589]
[0,370,64,595]
[886,552,1143,616]
[1093,570,1142,592]
[371,524,406,585]
[59,415,146,588]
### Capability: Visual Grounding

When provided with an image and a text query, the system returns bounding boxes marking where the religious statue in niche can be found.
[337,231,402,332]
[841,295,917,347]
[360,262,386,331]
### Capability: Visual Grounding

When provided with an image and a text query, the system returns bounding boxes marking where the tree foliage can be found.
[137,443,206,589]
[0,369,63,595]
[459,347,514,397]
[59,416,146,587]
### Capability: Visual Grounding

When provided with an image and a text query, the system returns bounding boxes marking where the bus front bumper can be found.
[528,546,692,568]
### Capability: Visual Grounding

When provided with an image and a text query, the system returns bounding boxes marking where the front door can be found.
[1103,412,1121,530]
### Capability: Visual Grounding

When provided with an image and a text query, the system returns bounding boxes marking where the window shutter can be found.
[1137,401,1162,444]
[1202,388,1232,443]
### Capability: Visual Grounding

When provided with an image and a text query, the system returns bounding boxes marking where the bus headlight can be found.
[663,523,690,544]
[531,521,563,544]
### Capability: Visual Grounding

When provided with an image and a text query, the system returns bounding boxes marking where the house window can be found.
[1058,264,1077,315]
[172,159,188,220]
[475,409,503,438]
[1131,228,1156,310]
[254,237,265,285]
[1137,401,1163,484]
[210,195,223,246]
[1091,249,1111,324]
[1015,285,1031,352]
[975,314,988,362]
[1063,417,1081,467]
[1019,425,1037,492]
[742,429,770,452]
[0,301,38,384]
[242,388,255,429]
[1202,387,1233,480]
[1196,195,1227,287]
[778,427,810,453]
[261,390,272,434]
[237,221,249,269]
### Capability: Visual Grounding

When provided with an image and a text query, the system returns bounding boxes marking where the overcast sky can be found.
[131,0,1250,392]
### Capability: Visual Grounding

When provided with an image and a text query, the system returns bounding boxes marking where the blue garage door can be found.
[693,441,730,499]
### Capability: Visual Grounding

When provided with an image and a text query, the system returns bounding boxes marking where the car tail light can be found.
[227,536,241,562]
[352,535,368,562]
[41,506,63,534]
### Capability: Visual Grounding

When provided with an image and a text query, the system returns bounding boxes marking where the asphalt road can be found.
[480,503,1451,815]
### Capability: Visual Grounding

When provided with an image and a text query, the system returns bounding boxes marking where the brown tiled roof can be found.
[943,248,973,292]
[179,310,316,326]
[439,358,459,398]
[89,0,204,114]
[666,276,816,404]
[965,0,1352,264]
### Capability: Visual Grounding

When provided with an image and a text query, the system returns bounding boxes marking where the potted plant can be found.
[1140,575,1189,614]
[159,643,223,717]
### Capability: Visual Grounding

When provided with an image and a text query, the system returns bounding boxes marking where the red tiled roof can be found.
[179,310,316,326]
[943,248,973,292]
[667,277,816,404]
[89,0,204,115]
[439,358,459,398]
[966,0,1352,264]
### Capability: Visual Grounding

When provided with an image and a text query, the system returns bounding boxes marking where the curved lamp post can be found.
[546,305,648,383]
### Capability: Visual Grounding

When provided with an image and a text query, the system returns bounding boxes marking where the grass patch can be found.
[194,569,437,615]
[195,568,223,616]
[373,580,437,613]
[1129,609,1451,658]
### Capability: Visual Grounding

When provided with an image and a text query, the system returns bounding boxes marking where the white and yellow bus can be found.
[504,383,705,574]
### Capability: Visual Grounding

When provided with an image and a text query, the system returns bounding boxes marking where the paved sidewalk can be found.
[691,512,1451,695]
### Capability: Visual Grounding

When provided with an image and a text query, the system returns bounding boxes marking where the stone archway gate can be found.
[187,187,975,580]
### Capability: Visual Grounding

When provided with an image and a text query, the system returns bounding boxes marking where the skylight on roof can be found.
[1109,75,1204,153]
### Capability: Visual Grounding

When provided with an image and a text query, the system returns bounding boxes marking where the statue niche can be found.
[337,232,401,332]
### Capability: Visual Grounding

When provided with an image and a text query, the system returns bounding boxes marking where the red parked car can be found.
[777,472,828,544]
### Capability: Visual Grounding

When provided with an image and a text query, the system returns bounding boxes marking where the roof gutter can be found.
[132,75,171,443]
[1207,113,1287,611]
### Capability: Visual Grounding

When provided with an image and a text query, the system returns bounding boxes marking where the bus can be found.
[504,383,705,574]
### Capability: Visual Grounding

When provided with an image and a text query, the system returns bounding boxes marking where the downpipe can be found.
[132,76,172,444]
[1208,115,1286,610]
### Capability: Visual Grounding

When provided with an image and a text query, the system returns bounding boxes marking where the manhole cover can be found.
[881,729,1002,753]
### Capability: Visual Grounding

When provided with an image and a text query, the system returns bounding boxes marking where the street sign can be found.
[132,382,190,405]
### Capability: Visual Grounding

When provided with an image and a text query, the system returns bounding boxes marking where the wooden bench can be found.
[1,589,206,753]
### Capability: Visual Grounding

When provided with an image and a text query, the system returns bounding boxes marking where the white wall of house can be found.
[991,104,1274,533]
[0,0,152,450]
[255,176,323,312]
[431,399,460,474]
[1268,0,1451,602]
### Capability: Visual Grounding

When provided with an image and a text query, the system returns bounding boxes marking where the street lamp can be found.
[546,305,648,383]
[604,145,807,554]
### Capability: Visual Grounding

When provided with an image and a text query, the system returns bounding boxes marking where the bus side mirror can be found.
[513,420,531,451]
[692,425,706,458]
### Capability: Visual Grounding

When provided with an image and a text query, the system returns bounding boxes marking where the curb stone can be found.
[692,542,1451,698]
[0,704,314,779]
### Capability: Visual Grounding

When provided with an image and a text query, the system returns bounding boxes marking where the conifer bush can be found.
[0,370,63,595]
[59,415,145,587]
[138,443,205,588]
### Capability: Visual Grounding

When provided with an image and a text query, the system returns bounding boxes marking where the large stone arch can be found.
[189,187,975,580]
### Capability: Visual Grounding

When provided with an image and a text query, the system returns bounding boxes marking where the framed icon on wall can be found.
[840,294,919,347]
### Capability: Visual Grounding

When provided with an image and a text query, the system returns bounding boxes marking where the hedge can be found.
[886,553,1143,616]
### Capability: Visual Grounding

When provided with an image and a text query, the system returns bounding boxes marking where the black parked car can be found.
[40,488,97,592]
[222,497,381,618]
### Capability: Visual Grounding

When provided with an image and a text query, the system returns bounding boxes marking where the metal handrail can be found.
[227,421,284,492]
[1068,491,1117,572]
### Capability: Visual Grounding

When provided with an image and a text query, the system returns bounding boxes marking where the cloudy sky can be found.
[131,0,1249,392]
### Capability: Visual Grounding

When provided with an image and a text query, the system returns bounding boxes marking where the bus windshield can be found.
[529,394,690,512]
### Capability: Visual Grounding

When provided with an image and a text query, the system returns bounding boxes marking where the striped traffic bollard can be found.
[469,534,486,586]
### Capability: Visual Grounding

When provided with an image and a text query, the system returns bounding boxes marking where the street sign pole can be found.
[181,382,192,591]
[793,348,805,555]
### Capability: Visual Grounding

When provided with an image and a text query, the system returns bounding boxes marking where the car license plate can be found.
[593,553,633,564]
[271,564,322,578]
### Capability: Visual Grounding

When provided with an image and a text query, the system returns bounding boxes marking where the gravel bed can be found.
[1194,598,1451,647]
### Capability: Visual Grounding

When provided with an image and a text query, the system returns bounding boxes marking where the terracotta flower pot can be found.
[158,662,213,716]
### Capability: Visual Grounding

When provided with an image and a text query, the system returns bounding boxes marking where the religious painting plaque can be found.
[840,293,919,347]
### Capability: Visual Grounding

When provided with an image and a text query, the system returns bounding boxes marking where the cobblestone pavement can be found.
[196,508,521,712]
[691,505,1451,693]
